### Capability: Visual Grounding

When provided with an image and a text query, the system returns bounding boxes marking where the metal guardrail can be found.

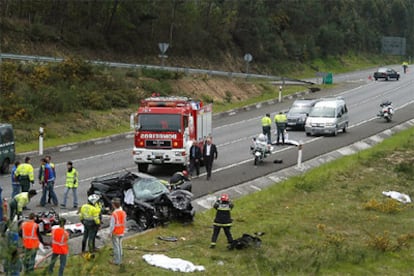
[0,53,314,85]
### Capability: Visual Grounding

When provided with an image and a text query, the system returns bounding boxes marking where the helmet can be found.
[220,193,229,202]
[182,170,189,177]
[88,194,100,205]
[257,133,267,142]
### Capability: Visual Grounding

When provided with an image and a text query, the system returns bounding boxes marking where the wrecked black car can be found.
[87,171,195,231]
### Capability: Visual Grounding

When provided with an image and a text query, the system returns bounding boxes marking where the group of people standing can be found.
[261,112,287,145]
[9,156,79,212]
[188,137,218,180]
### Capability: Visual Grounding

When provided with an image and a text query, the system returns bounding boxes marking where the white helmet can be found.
[88,194,100,205]
[257,133,267,142]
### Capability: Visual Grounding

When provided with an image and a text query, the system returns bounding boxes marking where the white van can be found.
[304,97,349,136]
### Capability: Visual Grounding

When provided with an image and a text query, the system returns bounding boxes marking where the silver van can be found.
[304,97,349,136]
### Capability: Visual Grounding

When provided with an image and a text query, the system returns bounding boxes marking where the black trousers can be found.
[82,221,99,253]
[189,158,200,176]
[204,156,213,178]
[276,126,286,144]
[211,225,233,244]
[262,126,271,144]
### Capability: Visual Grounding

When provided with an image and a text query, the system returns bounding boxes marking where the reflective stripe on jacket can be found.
[274,114,287,126]
[15,163,34,182]
[65,168,78,188]
[14,192,29,213]
[22,220,40,249]
[112,209,126,236]
[80,204,101,225]
[261,116,272,126]
[51,227,69,254]
[213,200,233,226]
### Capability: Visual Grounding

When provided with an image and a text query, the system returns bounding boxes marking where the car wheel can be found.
[342,123,347,133]
[306,132,311,136]
[385,76,389,81]
[135,213,150,230]
[0,158,10,174]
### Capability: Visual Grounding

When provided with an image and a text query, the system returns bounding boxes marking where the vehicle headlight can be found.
[175,151,182,156]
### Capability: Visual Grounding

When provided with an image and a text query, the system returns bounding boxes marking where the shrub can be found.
[141,68,182,80]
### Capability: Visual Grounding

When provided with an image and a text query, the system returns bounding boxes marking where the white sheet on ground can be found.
[142,254,205,272]
[382,191,412,204]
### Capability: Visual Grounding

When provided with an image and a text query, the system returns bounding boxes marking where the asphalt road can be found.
[1,66,413,220]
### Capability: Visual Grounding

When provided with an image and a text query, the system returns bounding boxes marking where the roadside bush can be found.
[0,62,18,92]
[141,68,182,80]
[56,58,93,81]
[140,80,173,95]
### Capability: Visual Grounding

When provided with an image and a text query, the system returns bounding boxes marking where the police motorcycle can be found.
[250,133,273,165]
[377,100,394,122]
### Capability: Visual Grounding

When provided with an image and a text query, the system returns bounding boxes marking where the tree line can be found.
[1,0,413,65]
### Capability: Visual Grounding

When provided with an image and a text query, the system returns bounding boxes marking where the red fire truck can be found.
[132,96,212,172]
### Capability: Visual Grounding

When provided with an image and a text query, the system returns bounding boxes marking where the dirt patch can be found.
[171,76,263,102]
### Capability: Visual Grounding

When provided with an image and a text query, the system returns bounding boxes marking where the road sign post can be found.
[158,43,169,67]
[39,127,44,156]
[244,53,253,76]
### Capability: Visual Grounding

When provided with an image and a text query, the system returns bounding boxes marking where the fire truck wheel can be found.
[138,164,149,173]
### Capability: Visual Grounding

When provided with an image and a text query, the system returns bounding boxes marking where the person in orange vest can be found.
[19,212,44,273]
[48,217,69,276]
[108,197,126,265]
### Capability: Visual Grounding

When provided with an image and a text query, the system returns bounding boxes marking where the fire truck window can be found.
[183,116,188,128]
[139,114,181,131]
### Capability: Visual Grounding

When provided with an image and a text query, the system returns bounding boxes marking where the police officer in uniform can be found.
[261,113,272,144]
[274,111,287,145]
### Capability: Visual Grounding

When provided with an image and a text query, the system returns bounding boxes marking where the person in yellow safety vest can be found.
[402,61,408,74]
[19,212,44,273]
[48,217,69,276]
[61,161,79,209]
[108,198,126,265]
[80,194,101,254]
[14,156,34,193]
[274,111,288,145]
[9,190,37,223]
[261,113,272,144]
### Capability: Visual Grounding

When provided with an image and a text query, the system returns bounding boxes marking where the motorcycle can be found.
[250,133,273,165]
[35,208,60,233]
[377,100,394,122]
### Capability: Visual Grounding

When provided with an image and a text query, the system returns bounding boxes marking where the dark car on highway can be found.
[373,67,400,81]
[286,99,320,129]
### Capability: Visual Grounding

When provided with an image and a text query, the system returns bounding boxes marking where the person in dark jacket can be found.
[189,140,202,177]
[203,137,218,180]
[210,193,233,249]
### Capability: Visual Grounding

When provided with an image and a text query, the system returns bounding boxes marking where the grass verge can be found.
[38,126,414,275]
